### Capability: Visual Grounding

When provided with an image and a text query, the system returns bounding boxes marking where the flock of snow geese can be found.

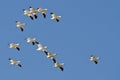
[8,6,100,72]
[8,6,64,71]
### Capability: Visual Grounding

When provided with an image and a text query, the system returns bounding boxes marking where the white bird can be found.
[29,6,38,19]
[50,12,61,22]
[9,58,22,67]
[37,8,47,18]
[90,55,99,64]
[23,9,34,20]
[43,50,57,63]
[9,43,20,51]
[16,21,25,32]
[36,43,47,52]
[26,38,39,45]
[54,62,64,71]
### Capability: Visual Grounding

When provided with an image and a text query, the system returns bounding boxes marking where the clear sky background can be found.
[0,0,120,80]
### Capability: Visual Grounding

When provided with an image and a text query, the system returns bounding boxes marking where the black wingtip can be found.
[52,58,56,63]
[32,42,35,45]
[30,16,34,20]
[35,41,39,44]
[18,64,22,67]
[43,50,48,55]
[34,15,38,19]
[94,61,98,64]
[20,28,24,32]
[56,19,59,22]
[59,67,64,71]
[43,13,46,18]
[16,47,20,51]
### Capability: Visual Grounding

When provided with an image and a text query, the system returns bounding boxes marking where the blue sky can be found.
[0,0,120,80]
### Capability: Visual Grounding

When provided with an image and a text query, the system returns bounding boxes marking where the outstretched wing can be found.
[43,50,48,55]
[56,19,59,22]
[29,16,34,20]
[20,27,24,32]
[35,41,39,44]
[16,47,20,51]
[34,15,38,19]
[42,13,46,18]
[18,64,22,67]
[52,58,56,63]
[59,67,64,71]
[94,61,98,64]
[32,42,35,45]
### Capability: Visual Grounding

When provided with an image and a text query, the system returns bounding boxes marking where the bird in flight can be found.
[50,12,61,22]
[9,43,20,51]
[16,21,25,32]
[43,50,57,63]
[26,37,39,45]
[29,6,38,19]
[54,62,64,71]
[37,8,47,18]
[9,58,22,67]
[90,55,99,64]
[36,43,47,52]
[23,9,34,20]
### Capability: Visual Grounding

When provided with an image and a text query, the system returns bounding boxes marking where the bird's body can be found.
[29,7,38,19]
[26,38,38,45]
[23,9,34,20]
[54,62,64,71]
[9,58,22,67]
[9,43,20,51]
[37,8,47,18]
[16,21,25,31]
[50,13,61,22]
[36,43,47,52]
[44,51,57,63]
[90,55,99,64]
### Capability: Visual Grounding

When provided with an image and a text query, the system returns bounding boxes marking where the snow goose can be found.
[23,9,33,20]
[36,43,47,52]
[90,55,99,64]
[50,12,61,22]
[9,43,20,51]
[9,58,22,67]
[54,62,64,71]
[29,6,38,19]
[16,21,25,32]
[44,51,57,63]
[26,38,39,45]
[37,8,47,18]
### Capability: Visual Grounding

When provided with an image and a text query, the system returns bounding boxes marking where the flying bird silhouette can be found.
[50,12,61,22]
[9,58,22,67]
[90,55,99,64]
[23,9,34,20]
[37,8,47,18]
[9,43,20,51]
[54,62,64,71]
[26,38,39,45]
[16,21,25,32]
[29,6,38,19]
